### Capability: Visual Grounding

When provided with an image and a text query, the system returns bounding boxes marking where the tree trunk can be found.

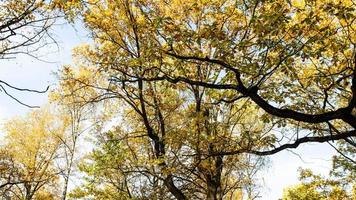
[206,155,223,200]
[61,175,69,200]
[164,175,187,200]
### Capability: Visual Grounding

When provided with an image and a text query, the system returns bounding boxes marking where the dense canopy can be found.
[0,0,355,199]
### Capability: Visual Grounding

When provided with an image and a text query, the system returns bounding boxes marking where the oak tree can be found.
[56,0,356,155]
[53,0,356,199]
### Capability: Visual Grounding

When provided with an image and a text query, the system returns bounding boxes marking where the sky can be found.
[0,22,87,121]
[0,21,339,200]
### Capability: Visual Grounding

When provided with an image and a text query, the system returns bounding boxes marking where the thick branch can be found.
[247,89,356,128]
[164,53,356,128]
[213,130,356,156]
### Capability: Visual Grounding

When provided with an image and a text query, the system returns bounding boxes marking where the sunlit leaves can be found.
[0,107,66,199]
[282,168,355,200]
[53,0,356,198]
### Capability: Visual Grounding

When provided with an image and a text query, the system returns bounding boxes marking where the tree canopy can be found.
[54,0,356,155]
[0,0,355,199]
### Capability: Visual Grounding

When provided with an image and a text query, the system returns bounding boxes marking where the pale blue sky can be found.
[0,21,88,120]
[0,21,337,200]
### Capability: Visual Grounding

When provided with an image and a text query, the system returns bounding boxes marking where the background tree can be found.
[0,107,66,199]
[282,139,356,200]
[282,168,355,200]
[49,72,99,200]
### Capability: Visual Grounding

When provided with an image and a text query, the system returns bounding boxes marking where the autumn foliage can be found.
[1,0,355,199]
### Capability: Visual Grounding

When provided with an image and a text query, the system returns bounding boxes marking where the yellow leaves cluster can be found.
[2,107,66,180]
[296,60,317,86]
[283,168,355,200]
[291,0,306,9]
[50,0,82,18]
